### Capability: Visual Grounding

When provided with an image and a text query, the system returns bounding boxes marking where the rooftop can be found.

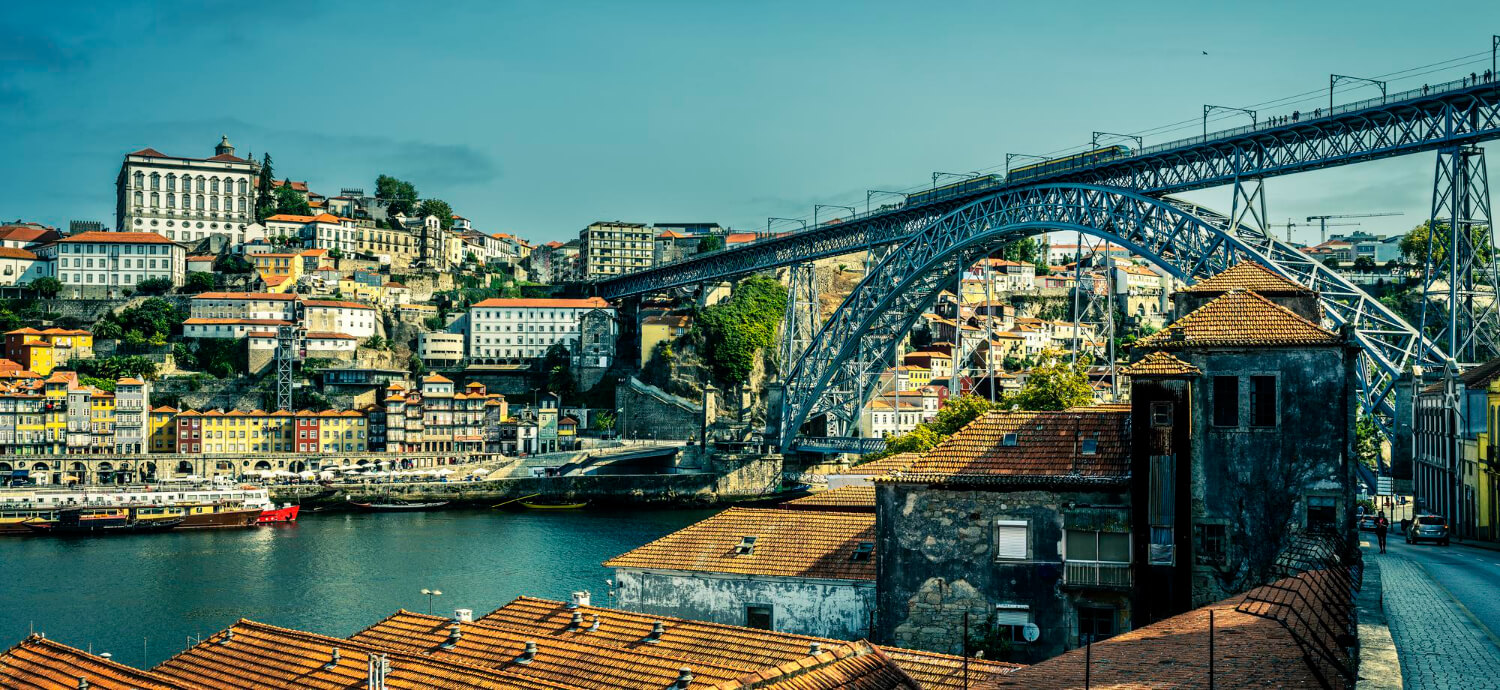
[1135,290,1339,349]
[60,231,176,245]
[894,408,1130,484]
[1119,350,1202,377]
[781,485,876,511]
[604,507,877,581]
[1180,260,1313,294]
[0,635,178,690]
[842,453,920,477]
[472,297,612,309]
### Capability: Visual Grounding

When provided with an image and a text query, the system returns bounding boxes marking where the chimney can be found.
[569,591,591,608]
[645,621,665,644]
[366,653,390,690]
[77,679,89,690]
[453,608,473,623]
[515,641,537,665]
[672,667,694,689]
[218,630,234,645]
[589,614,601,632]
[324,648,341,670]
[808,641,822,655]
[441,623,461,649]
[570,611,585,630]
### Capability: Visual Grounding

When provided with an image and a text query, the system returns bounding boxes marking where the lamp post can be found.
[866,190,905,215]
[421,588,442,615]
[813,204,856,227]
[1202,105,1256,137]
[767,217,808,237]
[1091,131,1143,151]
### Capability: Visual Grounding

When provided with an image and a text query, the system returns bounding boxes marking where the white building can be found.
[263,213,359,254]
[114,378,150,454]
[301,300,378,338]
[54,231,186,298]
[467,297,615,364]
[419,332,466,367]
[183,317,293,339]
[115,136,261,244]
[0,247,45,286]
[190,292,299,321]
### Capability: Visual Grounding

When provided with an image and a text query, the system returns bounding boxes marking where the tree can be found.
[863,394,1000,461]
[255,153,276,221]
[593,411,616,435]
[1356,415,1381,469]
[1008,351,1094,411]
[1352,255,1376,269]
[185,272,216,293]
[698,235,725,253]
[376,175,420,217]
[328,247,344,260]
[364,335,386,350]
[135,277,174,295]
[273,183,311,216]
[214,254,253,274]
[28,277,61,298]
[1000,237,1043,264]
[1400,220,1494,266]
[697,274,788,386]
[408,353,427,376]
[418,198,454,229]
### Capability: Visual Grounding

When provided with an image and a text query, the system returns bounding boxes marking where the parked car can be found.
[1357,515,1380,532]
[1406,514,1450,545]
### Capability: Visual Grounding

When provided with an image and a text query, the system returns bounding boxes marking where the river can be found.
[0,506,719,667]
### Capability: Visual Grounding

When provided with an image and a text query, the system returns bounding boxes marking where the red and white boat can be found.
[256,504,300,523]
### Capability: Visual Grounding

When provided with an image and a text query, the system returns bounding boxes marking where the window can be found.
[1199,523,1227,562]
[1212,376,1239,427]
[1066,530,1130,563]
[1077,606,1116,644]
[1250,376,1277,427]
[1080,438,1097,455]
[1306,496,1337,530]
[745,605,773,630]
[1151,401,1173,428]
[1001,433,1018,447]
[994,519,1028,560]
[994,605,1031,643]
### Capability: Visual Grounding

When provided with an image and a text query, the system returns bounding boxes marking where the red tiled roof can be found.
[604,507,876,580]
[0,247,37,260]
[301,300,375,310]
[1136,290,1339,349]
[782,486,876,511]
[193,291,297,301]
[472,297,612,309]
[724,233,757,244]
[1181,261,1313,294]
[843,453,919,476]
[896,409,1130,483]
[305,332,357,340]
[60,231,176,245]
[1119,350,1201,377]
[716,643,920,689]
[0,226,59,244]
[183,317,292,326]
[126,147,168,158]
[271,179,309,192]
[0,635,179,689]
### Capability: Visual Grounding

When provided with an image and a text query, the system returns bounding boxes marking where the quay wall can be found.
[272,471,765,508]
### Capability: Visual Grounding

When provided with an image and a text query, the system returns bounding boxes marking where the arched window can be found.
[166,174,176,191]
[211,178,220,193]
[150,172,160,190]
[133,171,144,187]
[196,177,205,193]
[133,191,143,206]
[238,179,248,194]
[210,197,218,211]
[150,192,159,207]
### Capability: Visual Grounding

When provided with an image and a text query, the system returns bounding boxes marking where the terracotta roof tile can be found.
[0,247,38,260]
[1180,261,1313,294]
[61,231,176,245]
[0,635,180,689]
[782,486,875,511]
[714,642,920,689]
[1136,290,1338,349]
[843,453,919,477]
[472,297,612,309]
[193,292,299,301]
[896,409,1130,483]
[604,508,876,580]
[1119,350,1201,377]
[875,647,1020,690]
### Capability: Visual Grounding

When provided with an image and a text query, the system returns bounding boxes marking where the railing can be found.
[1063,561,1132,588]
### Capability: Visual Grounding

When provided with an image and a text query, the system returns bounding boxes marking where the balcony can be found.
[1062,561,1132,589]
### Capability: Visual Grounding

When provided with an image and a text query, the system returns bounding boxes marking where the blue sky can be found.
[1,0,1496,245]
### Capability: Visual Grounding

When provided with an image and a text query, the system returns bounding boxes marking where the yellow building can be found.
[252,253,304,293]
[149,405,178,453]
[4,328,95,375]
[315,410,368,453]
[1480,380,1500,542]
[640,314,691,367]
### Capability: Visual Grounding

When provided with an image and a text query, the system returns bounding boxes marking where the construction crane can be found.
[1305,212,1404,244]
[1269,218,1358,244]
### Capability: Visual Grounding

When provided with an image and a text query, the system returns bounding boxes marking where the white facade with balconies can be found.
[115,136,264,245]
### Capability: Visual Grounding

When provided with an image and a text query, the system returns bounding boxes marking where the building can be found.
[53,231,186,298]
[467,297,616,365]
[190,292,299,321]
[639,313,691,367]
[113,378,150,454]
[354,223,420,266]
[301,300,378,338]
[1413,358,1500,541]
[0,247,44,285]
[606,507,878,640]
[3,328,93,375]
[0,224,61,249]
[579,221,653,278]
[826,453,918,490]
[381,377,505,453]
[115,137,262,244]
[527,240,580,283]
[419,332,466,368]
[264,213,360,254]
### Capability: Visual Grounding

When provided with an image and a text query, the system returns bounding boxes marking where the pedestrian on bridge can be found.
[1376,511,1390,553]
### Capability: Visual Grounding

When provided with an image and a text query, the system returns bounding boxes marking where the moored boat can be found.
[350,500,449,511]
[519,500,588,510]
[23,506,185,535]
[257,504,301,523]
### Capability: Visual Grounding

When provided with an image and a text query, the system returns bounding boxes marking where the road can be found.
[1369,532,1500,689]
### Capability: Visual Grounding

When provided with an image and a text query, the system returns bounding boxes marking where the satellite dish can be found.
[1022,623,1041,643]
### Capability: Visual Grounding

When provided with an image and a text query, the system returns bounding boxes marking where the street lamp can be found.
[1330,74,1387,111]
[767,217,808,237]
[866,190,905,214]
[1202,105,1256,137]
[421,588,442,615]
[814,204,856,227]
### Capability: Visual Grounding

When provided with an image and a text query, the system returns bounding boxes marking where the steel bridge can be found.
[593,74,1500,453]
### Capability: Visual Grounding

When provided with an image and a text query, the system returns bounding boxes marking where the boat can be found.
[23,506,185,535]
[257,504,301,523]
[519,500,588,510]
[350,500,449,511]
[1,484,275,534]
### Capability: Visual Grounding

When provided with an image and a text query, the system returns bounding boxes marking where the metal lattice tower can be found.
[1070,244,1118,399]
[275,325,304,411]
[1419,145,1498,366]
[780,263,823,434]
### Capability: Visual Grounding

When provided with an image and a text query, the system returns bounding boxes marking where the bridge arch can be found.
[781,183,1434,450]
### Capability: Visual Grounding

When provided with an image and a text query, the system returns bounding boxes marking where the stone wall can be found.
[709,452,783,497]
[611,569,875,640]
[617,376,712,442]
[875,483,1133,660]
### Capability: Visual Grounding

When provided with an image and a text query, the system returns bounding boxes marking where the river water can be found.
[0,507,718,667]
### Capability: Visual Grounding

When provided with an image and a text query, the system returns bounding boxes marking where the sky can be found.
[1,0,1497,245]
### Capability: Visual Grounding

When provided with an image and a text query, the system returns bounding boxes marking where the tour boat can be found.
[23,506,185,535]
[0,483,275,534]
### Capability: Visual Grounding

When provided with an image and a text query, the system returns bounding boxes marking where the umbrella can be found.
[471,468,491,476]
[434,468,454,475]
[298,471,316,480]
[318,471,336,480]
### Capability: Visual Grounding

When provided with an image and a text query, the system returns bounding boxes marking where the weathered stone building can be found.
[605,507,878,640]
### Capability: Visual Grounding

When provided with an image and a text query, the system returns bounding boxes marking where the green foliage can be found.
[28,277,61,298]
[194,339,246,379]
[214,254,253,274]
[185,272,216,293]
[418,198,454,229]
[273,183,311,216]
[376,175,420,217]
[408,353,427,376]
[535,343,576,399]
[80,376,116,392]
[135,277,174,295]
[293,388,332,412]
[698,235,725,253]
[1000,237,1043,264]
[70,355,157,381]
[328,247,344,260]
[255,153,276,221]
[172,343,197,370]
[364,335,387,350]
[696,274,788,386]
[593,411,616,433]
[104,298,185,341]
[865,395,999,461]
[1401,220,1494,266]
[423,315,445,331]
[1008,352,1094,411]
[1353,255,1376,269]
[1356,415,1381,469]
[642,340,677,388]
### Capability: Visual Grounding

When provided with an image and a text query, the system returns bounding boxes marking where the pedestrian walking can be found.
[1375,511,1389,553]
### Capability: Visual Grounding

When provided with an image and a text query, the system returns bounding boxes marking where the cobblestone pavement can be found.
[1372,543,1500,689]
